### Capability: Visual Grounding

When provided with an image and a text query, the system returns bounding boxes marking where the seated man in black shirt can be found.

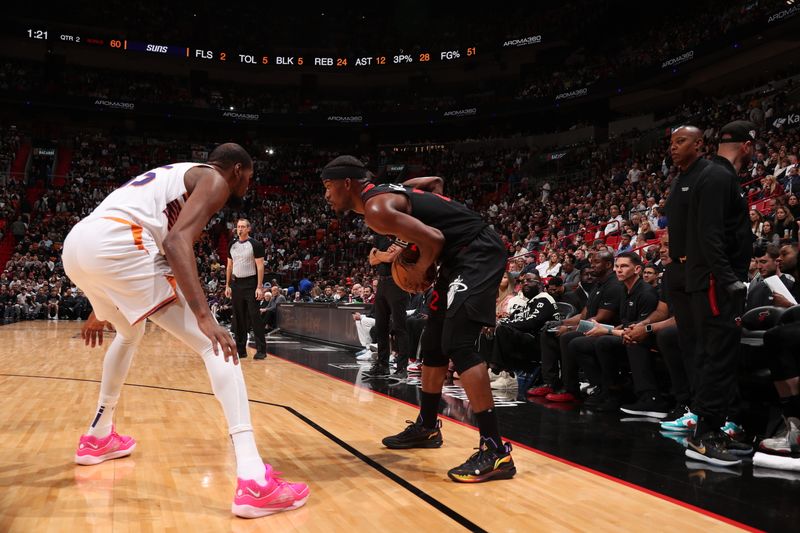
[642,263,661,290]
[562,267,593,314]
[545,276,565,302]
[531,250,623,403]
[571,252,659,411]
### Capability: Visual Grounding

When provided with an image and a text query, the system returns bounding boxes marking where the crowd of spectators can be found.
[1,64,799,326]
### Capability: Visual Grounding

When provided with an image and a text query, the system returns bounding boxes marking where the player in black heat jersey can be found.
[322,155,515,483]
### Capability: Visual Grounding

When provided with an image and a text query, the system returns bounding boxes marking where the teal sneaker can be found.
[720,420,744,439]
[660,409,697,433]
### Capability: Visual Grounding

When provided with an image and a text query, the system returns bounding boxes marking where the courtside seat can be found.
[740,305,787,347]
[778,304,800,325]
[555,302,576,319]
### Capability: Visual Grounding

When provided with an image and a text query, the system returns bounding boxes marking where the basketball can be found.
[391,244,436,293]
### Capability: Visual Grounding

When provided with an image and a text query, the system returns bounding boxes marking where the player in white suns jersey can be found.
[62,144,309,519]
[89,162,197,254]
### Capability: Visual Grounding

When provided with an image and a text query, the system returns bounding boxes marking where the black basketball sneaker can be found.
[382,420,443,449]
[447,441,516,483]
[685,431,742,467]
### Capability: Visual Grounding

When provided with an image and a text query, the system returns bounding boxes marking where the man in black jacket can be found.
[684,120,757,466]
[489,273,559,373]
[663,125,710,417]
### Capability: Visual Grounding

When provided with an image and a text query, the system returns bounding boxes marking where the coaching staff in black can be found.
[225,218,267,360]
[663,125,710,417]
[684,120,756,466]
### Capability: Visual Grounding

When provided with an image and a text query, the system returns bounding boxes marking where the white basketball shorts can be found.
[63,217,178,325]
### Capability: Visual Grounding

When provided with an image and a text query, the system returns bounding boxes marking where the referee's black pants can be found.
[690,277,745,432]
[232,275,267,355]
[374,276,410,368]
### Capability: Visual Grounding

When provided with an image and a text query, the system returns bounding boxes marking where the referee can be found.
[225,218,267,360]
[684,120,756,466]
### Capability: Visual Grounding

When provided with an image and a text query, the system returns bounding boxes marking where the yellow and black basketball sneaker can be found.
[447,440,516,483]
[382,419,443,449]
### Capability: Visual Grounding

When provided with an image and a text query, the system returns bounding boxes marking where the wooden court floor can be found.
[0,322,754,532]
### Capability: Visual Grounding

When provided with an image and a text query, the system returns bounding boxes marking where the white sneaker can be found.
[368,343,378,352]
[407,360,422,373]
[490,371,517,390]
[759,417,800,455]
[356,351,376,362]
[488,370,502,382]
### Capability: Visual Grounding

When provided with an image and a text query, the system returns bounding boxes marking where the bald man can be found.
[659,125,711,426]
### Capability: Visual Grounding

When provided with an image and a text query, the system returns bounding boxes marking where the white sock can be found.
[232,431,267,484]
[149,295,265,483]
[87,402,116,438]
[87,321,145,437]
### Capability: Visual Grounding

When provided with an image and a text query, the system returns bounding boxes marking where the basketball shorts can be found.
[62,217,177,326]
[420,226,506,367]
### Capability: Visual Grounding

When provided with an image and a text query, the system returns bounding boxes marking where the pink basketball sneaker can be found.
[231,464,310,518]
[74,426,136,465]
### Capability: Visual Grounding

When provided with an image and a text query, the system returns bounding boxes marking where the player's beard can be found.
[522,284,540,299]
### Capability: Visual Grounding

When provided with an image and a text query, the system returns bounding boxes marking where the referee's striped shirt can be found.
[228,238,265,279]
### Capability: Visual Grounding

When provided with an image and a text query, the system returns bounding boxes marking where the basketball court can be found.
[0,322,771,532]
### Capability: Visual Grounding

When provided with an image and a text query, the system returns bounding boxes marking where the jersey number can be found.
[123,165,174,187]
[429,290,440,311]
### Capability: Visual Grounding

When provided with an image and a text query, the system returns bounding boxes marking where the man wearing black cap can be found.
[684,120,757,466]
